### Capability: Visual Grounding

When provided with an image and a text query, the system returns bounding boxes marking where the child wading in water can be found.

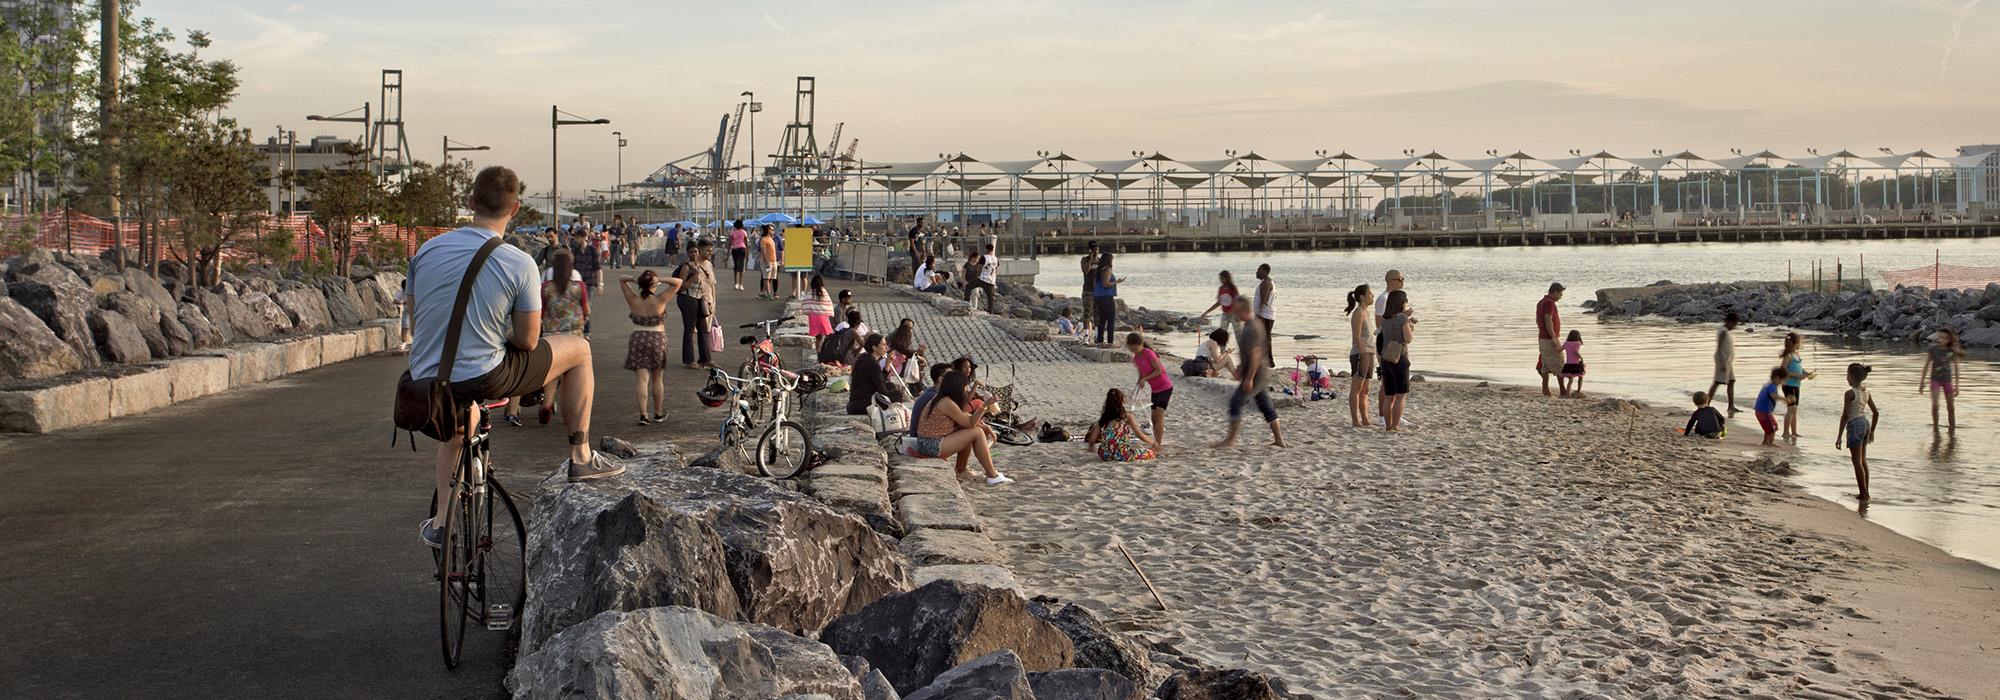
[1559,329,1586,397]
[1684,391,1726,439]
[1837,363,1880,502]
[1126,332,1173,455]
[1918,328,1965,429]
[1086,388,1156,462]
[1754,367,1785,446]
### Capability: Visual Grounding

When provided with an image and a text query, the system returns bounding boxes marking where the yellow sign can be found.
[782,226,815,272]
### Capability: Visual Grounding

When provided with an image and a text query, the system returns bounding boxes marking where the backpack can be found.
[1037,423,1070,443]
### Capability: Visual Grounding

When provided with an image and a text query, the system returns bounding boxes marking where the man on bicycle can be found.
[411,166,621,548]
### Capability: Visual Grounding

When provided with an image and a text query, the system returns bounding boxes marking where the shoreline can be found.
[962,359,2000,697]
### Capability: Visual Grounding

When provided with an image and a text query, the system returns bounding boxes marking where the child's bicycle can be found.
[1283,354,1338,401]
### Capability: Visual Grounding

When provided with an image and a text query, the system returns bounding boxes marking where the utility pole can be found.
[101,0,122,269]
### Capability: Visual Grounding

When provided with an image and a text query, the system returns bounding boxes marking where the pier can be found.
[1028,220,2000,255]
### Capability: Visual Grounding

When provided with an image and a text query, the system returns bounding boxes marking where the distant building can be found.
[1955,145,1999,216]
[257,135,372,214]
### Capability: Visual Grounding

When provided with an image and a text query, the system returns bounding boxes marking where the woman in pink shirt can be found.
[1125,332,1174,455]
[726,220,750,291]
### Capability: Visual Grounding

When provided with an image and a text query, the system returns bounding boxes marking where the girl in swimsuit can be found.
[621,270,682,425]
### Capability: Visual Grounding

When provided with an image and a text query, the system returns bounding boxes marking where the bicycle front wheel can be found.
[755,420,813,479]
[438,480,476,668]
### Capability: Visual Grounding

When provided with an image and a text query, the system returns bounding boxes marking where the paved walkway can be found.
[0,264,784,699]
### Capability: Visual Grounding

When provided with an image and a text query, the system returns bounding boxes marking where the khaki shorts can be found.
[1538,338,1563,375]
[1713,357,1734,384]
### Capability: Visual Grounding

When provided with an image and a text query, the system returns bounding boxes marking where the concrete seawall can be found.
[0,319,398,433]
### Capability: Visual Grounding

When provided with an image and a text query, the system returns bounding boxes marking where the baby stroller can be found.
[1285,355,1338,401]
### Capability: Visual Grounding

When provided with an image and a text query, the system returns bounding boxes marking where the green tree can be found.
[383,159,471,228]
[302,144,385,275]
[163,120,268,285]
[0,1,89,216]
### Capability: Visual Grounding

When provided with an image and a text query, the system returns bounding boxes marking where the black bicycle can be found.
[434,398,527,669]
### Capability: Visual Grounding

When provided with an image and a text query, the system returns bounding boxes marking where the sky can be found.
[145,0,2000,193]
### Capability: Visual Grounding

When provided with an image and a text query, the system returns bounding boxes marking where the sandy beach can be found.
[967,373,2000,698]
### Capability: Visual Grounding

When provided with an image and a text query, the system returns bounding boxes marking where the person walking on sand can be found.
[1754,367,1785,446]
[1086,388,1157,462]
[1560,329,1586,397]
[1536,282,1565,397]
[1252,264,1277,368]
[1378,290,1416,432]
[1199,270,1241,335]
[1374,270,1407,425]
[1093,253,1122,346]
[1346,284,1376,428]
[1780,332,1813,439]
[1079,243,1099,339]
[1919,328,1965,429]
[620,270,681,425]
[1214,302,1286,448]
[1126,332,1173,455]
[1836,363,1880,502]
[1707,312,1741,412]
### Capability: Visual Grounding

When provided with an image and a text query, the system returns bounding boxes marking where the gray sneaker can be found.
[419,518,444,549]
[565,451,625,482]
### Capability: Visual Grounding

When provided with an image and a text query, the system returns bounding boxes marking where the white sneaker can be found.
[986,474,1014,486]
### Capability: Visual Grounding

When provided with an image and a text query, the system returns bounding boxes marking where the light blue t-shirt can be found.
[407,227,541,382]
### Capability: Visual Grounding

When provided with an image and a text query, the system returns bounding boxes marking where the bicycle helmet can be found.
[794,368,827,395]
[696,381,730,408]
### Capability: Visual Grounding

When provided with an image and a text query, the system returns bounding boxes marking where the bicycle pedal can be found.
[486,603,515,631]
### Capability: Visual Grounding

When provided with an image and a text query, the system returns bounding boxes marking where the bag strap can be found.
[435,236,506,384]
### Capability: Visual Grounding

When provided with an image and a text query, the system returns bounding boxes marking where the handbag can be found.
[868,397,910,438]
[394,237,504,443]
[706,322,725,353]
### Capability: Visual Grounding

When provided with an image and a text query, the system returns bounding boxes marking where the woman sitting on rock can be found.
[1085,388,1156,462]
[905,370,1013,486]
[845,333,909,416]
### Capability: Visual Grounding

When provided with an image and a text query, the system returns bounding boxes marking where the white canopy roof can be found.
[1541,156,1602,172]
[1078,157,1145,174]
[1449,156,1511,173]
[872,160,947,176]
[1163,174,1212,189]
[979,159,1048,175]
[1269,157,1329,174]
[1358,156,1422,172]
[1171,158,1239,174]
[1019,175,1070,192]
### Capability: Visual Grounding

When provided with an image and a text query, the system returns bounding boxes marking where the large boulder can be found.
[1030,669,1142,700]
[0,297,84,381]
[176,302,226,348]
[89,308,153,364]
[106,292,172,358]
[1027,601,1159,691]
[904,650,1033,700]
[273,288,333,332]
[820,580,1074,695]
[229,291,285,339]
[1153,669,1295,700]
[507,606,865,700]
[122,269,179,312]
[313,276,370,327]
[8,281,101,369]
[523,453,909,654]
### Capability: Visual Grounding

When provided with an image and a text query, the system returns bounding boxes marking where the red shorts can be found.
[1755,411,1778,436]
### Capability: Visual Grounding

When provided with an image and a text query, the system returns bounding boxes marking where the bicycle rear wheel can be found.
[755,420,813,479]
[992,422,1036,446]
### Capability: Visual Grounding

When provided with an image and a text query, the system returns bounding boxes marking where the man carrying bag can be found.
[398,166,620,550]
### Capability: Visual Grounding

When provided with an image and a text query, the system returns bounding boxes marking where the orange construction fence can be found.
[5,210,449,263]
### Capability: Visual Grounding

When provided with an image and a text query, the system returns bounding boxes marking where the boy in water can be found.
[1753,367,1784,446]
[1836,363,1880,502]
[1684,391,1726,439]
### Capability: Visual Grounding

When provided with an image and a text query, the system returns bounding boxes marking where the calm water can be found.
[1105,238,2000,569]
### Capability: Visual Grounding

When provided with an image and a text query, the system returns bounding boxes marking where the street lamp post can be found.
[552,105,611,231]
[742,91,761,215]
[306,104,373,179]
[442,136,489,167]
[613,131,627,216]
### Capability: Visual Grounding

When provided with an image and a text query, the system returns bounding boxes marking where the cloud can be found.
[235,11,325,60]
[1939,0,1986,89]
[762,12,792,37]
[1228,12,1336,42]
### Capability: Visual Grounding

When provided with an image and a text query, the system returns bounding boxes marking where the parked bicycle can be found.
[699,367,819,479]
[433,398,526,669]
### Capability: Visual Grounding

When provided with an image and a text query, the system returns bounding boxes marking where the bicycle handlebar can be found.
[738,316,796,330]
